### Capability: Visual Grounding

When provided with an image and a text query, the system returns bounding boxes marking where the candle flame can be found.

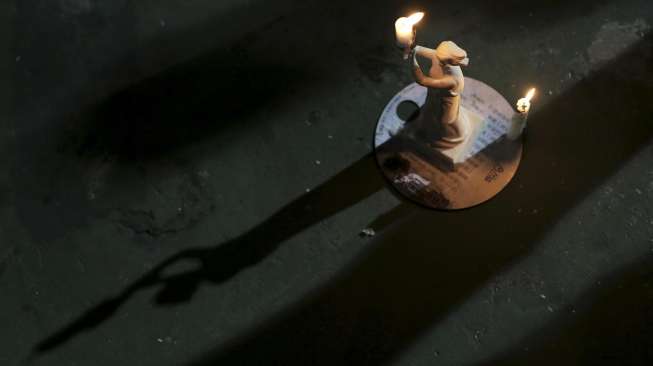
[524,88,536,102]
[406,12,424,26]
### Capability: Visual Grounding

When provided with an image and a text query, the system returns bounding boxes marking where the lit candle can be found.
[395,12,424,59]
[508,88,535,140]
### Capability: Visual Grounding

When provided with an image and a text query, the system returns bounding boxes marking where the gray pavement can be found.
[2,1,653,365]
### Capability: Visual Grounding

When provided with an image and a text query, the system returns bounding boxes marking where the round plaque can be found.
[374,78,523,210]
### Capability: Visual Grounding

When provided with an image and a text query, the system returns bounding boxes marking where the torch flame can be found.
[395,12,425,59]
[406,12,424,26]
[524,88,536,102]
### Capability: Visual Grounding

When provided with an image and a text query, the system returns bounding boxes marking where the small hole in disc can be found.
[396,100,420,122]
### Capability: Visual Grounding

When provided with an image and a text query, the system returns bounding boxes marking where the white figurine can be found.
[411,41,471,149]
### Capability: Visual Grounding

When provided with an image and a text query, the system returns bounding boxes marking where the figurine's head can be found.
[435,41,469,67]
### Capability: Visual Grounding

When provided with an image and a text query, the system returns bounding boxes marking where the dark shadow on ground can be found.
[64,44,308,161]
[469,256,653,366]
[179,35,653,366]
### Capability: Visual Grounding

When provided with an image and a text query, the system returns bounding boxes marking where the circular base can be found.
[374,78,523,210]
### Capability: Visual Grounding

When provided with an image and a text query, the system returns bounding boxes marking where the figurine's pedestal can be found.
[374,78,523,210]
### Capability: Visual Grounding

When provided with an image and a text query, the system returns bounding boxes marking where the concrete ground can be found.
[2,0,653,365]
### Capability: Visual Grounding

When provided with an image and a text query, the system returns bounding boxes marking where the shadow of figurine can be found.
[34,152,390,354]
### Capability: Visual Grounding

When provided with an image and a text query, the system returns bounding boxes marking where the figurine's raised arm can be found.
[411,51,455,89]
[414,45,437,59]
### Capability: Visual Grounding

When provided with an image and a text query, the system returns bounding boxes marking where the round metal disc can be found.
[374,78,523,210]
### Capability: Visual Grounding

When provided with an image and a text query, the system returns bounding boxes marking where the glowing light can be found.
[395,12,425,49]
[524,88,536,102]
[406,12,425,25]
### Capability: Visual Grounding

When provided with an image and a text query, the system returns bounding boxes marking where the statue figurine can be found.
[410,41,471,149]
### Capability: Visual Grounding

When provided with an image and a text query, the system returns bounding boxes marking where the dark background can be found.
[2,0,653,365]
